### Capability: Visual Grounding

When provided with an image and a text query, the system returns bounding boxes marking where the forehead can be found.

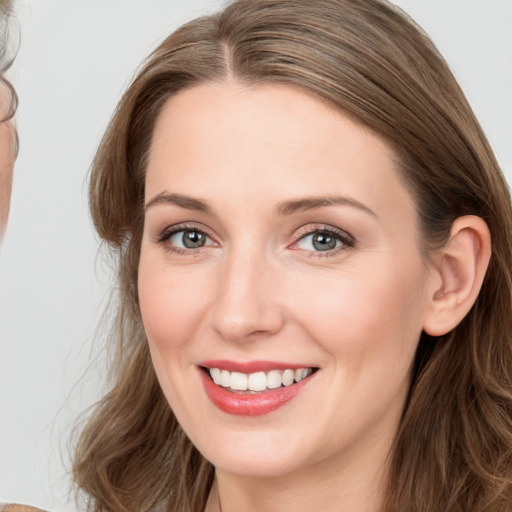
[145,81,413,221]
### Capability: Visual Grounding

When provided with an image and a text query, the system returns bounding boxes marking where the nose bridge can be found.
[210,239,283,342]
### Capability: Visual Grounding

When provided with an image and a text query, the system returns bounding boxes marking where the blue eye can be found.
[294,227,354,253]
[296,231,342,251]
[168,229,213,249]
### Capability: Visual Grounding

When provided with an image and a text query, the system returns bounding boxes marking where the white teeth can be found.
[248,372,267,391]
[220,370,231,388]
[282,369,295,387]
[230,372,248,391]
[295,368,307,382]
[210,367,222,385]
[208,367,314,391]
[267,370,282,389]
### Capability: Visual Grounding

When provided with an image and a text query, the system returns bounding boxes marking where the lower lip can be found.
[199,369,314,416]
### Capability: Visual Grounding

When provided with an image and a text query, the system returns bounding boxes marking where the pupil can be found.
[313,233,337,251]
[183,230,205,248]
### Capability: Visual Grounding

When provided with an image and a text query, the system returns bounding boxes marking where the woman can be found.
[0,3,42,512]
[73,0,512,511]
[0,0,16,239]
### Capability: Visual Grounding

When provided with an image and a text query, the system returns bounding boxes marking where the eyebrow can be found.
[144,192,376,218]
[275,195,377,217]
[145,192,213,214]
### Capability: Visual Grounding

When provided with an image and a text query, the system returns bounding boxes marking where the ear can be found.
[422,215,491,336]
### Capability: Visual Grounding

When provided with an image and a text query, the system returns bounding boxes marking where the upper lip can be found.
[199,360,317,373]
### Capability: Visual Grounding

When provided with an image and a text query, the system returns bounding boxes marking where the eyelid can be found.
[154,222,218,247]
[290,224,355,252]
[152,221,354,256]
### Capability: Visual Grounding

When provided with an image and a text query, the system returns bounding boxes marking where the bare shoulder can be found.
[1,504,49,512]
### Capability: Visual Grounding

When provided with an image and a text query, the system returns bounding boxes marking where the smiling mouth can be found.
[201,366,318,394]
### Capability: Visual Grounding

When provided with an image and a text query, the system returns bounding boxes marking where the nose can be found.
[209,246,285,343]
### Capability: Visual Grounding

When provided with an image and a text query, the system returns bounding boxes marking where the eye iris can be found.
[182,230,206,248]
[312,233,338,251]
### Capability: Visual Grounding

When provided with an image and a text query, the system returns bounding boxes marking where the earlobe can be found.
[423,215,491,337]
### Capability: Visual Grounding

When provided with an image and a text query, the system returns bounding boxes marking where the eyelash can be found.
[155,223,217,255]
[154,223,355,258]
[292,225,355,258]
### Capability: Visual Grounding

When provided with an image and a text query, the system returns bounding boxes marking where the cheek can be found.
[282,257,427,452]
[138,257,213,356]
[288,255,427,369]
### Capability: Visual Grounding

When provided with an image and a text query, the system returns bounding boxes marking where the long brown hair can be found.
[73,1,512,511]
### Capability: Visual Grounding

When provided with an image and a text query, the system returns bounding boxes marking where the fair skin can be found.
[0,83,15,238]
[138,82,490,512]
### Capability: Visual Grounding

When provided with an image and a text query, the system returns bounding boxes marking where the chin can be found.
[190,427,316,479]
[208,450,301,478]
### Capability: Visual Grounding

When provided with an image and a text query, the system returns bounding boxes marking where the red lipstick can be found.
[198,361,316,416]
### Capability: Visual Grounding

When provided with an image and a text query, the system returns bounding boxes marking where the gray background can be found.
[1,1,511,510]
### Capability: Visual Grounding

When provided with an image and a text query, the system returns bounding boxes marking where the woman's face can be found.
[0,84,15,237]
[139,82,435,479]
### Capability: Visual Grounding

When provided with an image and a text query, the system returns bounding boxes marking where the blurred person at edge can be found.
[0,1,43,511]
[0,0,16,240]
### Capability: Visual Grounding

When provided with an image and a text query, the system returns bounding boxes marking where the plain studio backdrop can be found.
[1,1,511,510]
